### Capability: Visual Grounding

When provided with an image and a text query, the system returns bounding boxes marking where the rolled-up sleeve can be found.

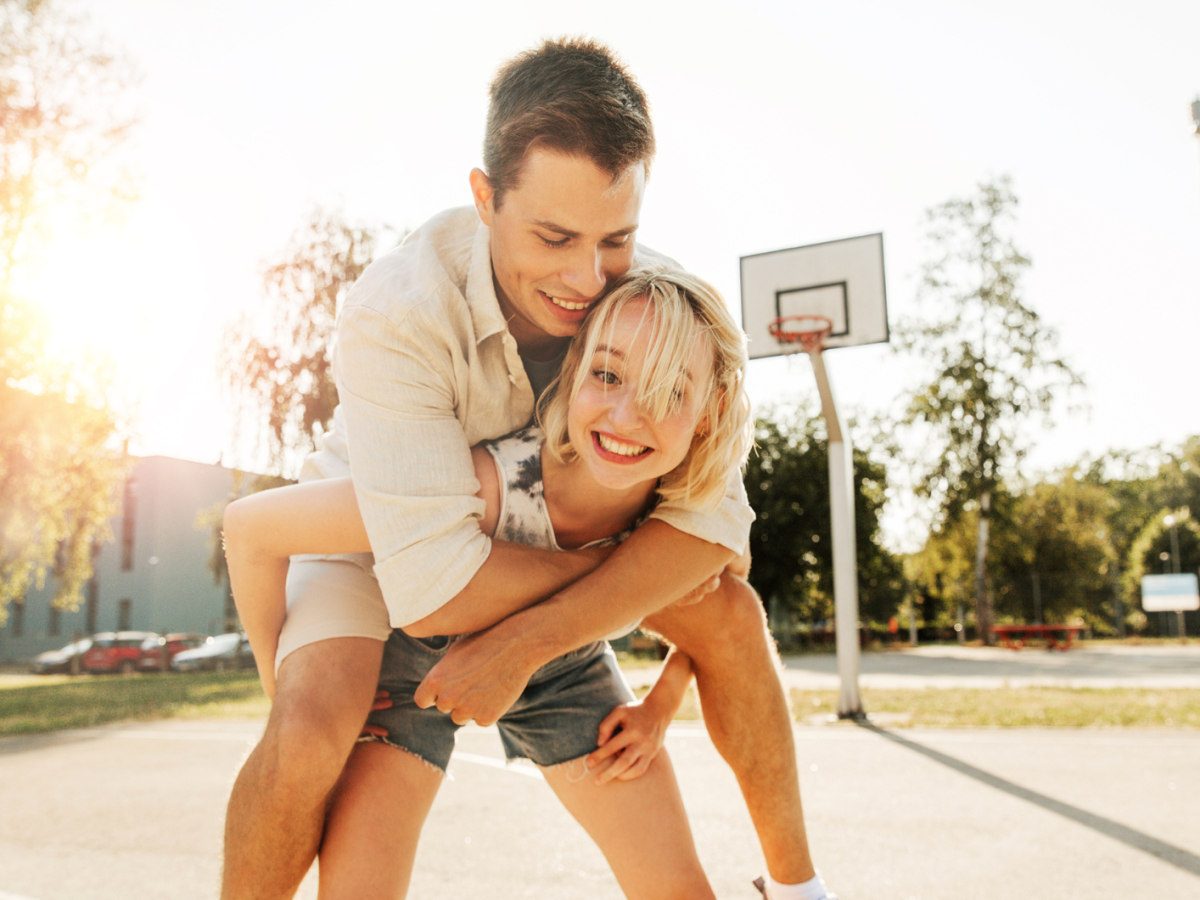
[649,467,754,555]
[336,302,492,627]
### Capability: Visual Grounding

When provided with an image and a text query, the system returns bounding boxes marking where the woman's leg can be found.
[541,748,715,900]
[317,741,444,899]
[223,477,369,696]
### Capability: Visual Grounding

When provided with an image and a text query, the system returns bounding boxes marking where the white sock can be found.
[765,872,829,900]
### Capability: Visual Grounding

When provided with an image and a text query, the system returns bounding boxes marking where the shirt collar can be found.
[464,219,508,345]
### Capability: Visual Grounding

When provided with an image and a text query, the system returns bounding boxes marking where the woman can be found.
[223,267,753,898]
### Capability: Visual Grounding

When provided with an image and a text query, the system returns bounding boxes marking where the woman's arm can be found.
[223,478,369,697]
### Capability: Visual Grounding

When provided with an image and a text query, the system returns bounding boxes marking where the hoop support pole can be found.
[807,350,864,719]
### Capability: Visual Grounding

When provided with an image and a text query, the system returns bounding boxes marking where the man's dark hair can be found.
[483,37,655,207]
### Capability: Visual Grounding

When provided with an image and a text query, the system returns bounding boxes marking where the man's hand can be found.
[666,543,751,609]
[413,630,538,726]
[668,573,721,608]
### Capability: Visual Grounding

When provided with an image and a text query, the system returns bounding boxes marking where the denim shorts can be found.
[362,630,635,772]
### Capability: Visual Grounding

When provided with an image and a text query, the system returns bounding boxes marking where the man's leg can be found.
[221,636,384,900]
[643,576,817,887]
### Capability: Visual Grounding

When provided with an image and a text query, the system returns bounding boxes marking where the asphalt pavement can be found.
[1,645,1197,899]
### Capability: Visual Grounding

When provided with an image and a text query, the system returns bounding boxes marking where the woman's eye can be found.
[592,368,619,385]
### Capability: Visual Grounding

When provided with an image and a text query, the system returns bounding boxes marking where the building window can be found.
[86,577,98,634]
[121,476,137,571]
[48,605,61,637]
[118,598,132,631]
[10,602,23,637]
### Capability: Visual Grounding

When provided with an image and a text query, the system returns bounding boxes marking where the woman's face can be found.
[567,299,713,494]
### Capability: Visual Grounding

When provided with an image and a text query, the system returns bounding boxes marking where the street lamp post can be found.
[1164,514,1185,640]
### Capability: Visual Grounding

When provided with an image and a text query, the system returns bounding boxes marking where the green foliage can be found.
[1127,508,1199,590]
[899,177,1083,640]
[910,437,1200,637]
[219,209,392,476]
[0,0,135,625]
[0,373,128,620]
[743,403,904,633]
[900,177,1082,511]
[0,0,138,281]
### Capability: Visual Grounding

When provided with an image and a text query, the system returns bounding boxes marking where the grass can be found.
[4,669,1200,738]
[0,671,269,738]
[789,687,1200,729]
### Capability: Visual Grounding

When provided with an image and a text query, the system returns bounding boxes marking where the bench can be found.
[992,623,1083,651]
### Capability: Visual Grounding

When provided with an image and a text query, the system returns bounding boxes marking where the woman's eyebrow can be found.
[595,344,695,383]
[593,344,625,360]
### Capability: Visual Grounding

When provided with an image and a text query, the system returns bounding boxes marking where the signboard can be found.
[1140,573,1200,612]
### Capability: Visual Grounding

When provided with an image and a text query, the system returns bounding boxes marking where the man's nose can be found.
[560,245,606,298]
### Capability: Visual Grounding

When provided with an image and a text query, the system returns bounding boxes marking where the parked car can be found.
[82,631,158,674]
[171,632,255,673]
[137,633,208,672]
[29,638,94,675]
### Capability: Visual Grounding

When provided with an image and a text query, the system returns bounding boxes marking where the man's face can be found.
[471,149,646,358]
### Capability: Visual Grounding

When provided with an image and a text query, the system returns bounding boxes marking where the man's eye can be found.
[538,234,569,248]
[602,237,630,249]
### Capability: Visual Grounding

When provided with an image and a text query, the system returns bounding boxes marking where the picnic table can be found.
[992,623,1083,651]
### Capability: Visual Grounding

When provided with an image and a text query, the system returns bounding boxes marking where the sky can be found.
[17,0,1200,548]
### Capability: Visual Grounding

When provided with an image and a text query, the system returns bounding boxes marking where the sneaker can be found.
[752,875,839,900]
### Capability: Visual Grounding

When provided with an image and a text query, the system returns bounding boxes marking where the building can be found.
[1,456,251,664]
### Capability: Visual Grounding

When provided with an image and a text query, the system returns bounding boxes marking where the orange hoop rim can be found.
[768,315,833,353]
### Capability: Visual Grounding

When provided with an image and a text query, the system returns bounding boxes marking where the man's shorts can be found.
[276,556,392,674]
[362,630,635,772]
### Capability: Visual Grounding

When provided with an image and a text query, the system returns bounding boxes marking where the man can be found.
[222,38,833,900]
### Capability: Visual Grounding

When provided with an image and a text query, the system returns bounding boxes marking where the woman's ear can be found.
[696,386,727,438]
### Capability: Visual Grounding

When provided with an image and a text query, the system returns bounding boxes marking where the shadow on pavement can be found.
[856,721,1200,879]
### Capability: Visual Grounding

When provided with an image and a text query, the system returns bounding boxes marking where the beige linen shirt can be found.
[302,206,754,627]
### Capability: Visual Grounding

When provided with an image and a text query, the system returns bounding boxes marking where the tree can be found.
[899,177,1083,643]
[743,403,904,641]
[0,379,126,618]
[0,0,136,625]
[219,209,392,477]
[988,472,1116,631]
[0,0,138,282]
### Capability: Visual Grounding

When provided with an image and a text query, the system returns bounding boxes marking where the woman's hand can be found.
[585,697,672,784]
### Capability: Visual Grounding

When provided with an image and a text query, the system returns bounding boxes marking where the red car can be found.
[82,631,158,674]
[137,633,208,672]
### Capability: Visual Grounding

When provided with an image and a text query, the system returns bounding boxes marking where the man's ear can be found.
[469,168,495,226]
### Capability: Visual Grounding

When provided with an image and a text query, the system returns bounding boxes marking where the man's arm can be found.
[337,297,621,629]
[414,520,735,725]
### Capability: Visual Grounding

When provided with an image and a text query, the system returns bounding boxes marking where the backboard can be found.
[740,233,889,360]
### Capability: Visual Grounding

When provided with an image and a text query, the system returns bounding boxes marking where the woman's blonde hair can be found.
[536,267,752,510]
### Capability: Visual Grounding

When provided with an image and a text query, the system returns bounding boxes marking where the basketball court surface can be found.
[2,647,1197,900]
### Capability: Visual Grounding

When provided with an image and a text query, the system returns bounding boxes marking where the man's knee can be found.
[257,638,383,787]
[651,576,772,662]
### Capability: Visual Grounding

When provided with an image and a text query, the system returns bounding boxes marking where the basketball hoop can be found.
[768,315,832,354]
